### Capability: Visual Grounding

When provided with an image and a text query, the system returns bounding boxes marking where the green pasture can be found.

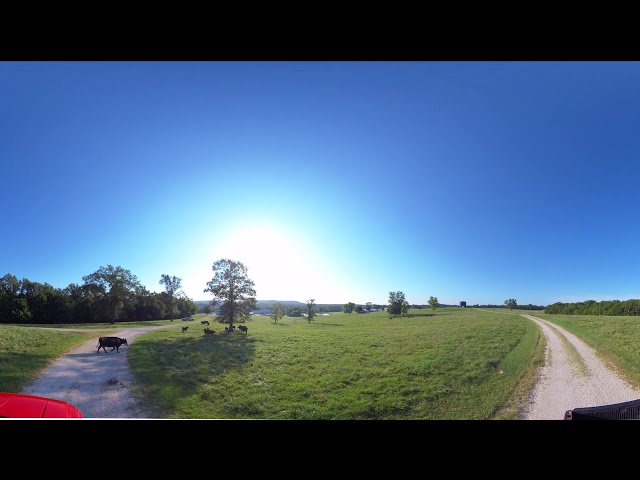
[130,308,542,419]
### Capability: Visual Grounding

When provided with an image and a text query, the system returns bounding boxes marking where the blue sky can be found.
[2,61,640,306]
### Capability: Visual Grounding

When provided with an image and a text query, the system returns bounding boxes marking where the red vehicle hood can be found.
[0,392,83,418]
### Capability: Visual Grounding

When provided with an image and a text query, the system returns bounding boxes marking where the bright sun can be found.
[211,224,334,301]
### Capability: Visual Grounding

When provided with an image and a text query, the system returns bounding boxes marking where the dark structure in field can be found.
[459,301,466,308]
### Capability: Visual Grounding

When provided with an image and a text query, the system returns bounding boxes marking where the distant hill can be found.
[194,300,306,307]
[256,300,306,307]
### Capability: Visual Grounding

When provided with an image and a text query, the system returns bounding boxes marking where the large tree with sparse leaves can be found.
[505,298,517,310]
[204,259,256,330]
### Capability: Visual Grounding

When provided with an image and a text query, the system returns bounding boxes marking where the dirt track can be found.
[20,324,178,418]
[522,314,640,419]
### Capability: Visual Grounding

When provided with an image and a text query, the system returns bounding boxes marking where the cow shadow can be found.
[131,332,257,413]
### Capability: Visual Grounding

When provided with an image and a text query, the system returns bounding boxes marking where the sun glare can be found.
[210,224,339,302]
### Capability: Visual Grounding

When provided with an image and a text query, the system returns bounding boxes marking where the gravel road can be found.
[20,324,178,418]
[522,314,640,419]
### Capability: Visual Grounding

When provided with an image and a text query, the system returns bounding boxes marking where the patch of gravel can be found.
[521,314,640,420]
[20,325,177,418]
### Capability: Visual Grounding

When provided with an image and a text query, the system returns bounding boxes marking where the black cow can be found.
[97,337,128,353]
[238,325,248,334]
[201,320,209,325]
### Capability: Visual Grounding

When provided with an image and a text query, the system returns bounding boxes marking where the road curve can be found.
[20,324,178,418]
[522,314,640,420]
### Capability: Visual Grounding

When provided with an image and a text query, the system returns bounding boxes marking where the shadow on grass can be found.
[131,332,257,414]
[312,322,343,326]
[0,353,59,393]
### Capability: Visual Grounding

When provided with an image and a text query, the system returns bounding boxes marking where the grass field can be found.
[129,308,542,419]
[0,325,104,393]
[536,313,640,388]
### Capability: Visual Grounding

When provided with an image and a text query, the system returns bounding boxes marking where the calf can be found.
[97,337,128,353]
[201,320,210,325]
[182,326,189,333]
[238,325,248,334]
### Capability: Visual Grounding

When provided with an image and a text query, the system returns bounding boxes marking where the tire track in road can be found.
[522,314,640,420]
[20,324,178,418]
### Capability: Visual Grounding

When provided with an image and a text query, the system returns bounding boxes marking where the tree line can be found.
[466,303,545,310]
[544,299,640,316]
[0,266,196,324]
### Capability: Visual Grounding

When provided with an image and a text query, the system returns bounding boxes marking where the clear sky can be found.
[2,61,640,306]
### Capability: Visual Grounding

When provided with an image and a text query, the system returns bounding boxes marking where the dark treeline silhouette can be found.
[545,299,640,316]
[0,268,196,324]
[469,304,546,310]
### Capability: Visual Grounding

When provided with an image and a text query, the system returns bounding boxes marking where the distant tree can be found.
[0,274,29,324]
[428,296,438,311]
[401,300,409,315]
[505,298,517,310]
[204,259,257,331]
[271,302,285,324]
[306,298,316,324]
[366,302,373,311]
[159,274,182,320]
[132,292,167,321]
[176,295,197,317]
[19,279,72,324]
[83,265,141,323]
[355,305,364,313]
[343,302,356,314]
[388,291,406,317]
[203,304,213,314]
[288,306,302,317]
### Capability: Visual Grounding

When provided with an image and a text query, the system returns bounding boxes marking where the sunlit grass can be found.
[0,325,100,392]
[130,308,541,419]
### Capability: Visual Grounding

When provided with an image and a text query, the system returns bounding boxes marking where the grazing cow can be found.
[204,327,215,336]
[201,320,210,325]
[182,326,189,333]
[97,337,128,353]
[238,325,248,334]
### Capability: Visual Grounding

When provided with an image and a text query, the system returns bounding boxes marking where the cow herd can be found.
[179,321,248,336]
[95,319,249,356]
